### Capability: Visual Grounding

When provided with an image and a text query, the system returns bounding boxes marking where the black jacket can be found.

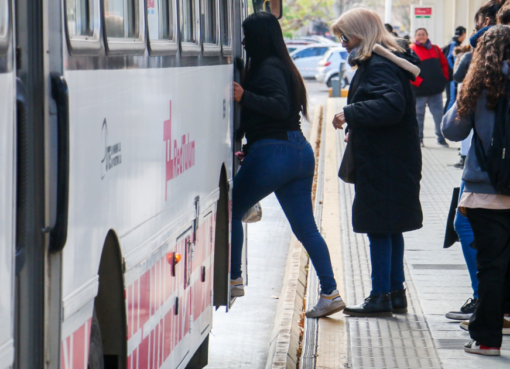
[239,57,301,150]
[343,51,423,234]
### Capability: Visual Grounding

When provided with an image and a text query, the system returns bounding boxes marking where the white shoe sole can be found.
[464,347,500,356]
[446,312,472,321]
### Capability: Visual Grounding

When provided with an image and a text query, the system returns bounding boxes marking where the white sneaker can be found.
[305,289,346,318]
[230,277,244,297]
[464,340,500,356]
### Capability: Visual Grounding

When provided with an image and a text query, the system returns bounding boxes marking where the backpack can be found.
[473,81,510,195]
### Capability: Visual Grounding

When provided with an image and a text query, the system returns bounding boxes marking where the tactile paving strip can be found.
[336,129,443,369]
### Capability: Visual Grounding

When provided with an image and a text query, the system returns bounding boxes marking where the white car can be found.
[315,47,349,87]
[290,44,333,78]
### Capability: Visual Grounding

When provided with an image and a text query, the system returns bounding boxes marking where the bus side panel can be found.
[125,210,215,369]
[60,65,233,366]
[0,70,16,366]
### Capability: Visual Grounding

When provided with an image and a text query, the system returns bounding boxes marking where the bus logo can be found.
[101,119,122,179]
[164,101,196,200]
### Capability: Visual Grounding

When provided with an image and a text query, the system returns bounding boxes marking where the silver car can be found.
[315,47,354,87]
[290,44,332,78]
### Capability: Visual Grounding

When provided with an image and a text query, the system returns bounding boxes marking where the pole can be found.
[385,0,392,24]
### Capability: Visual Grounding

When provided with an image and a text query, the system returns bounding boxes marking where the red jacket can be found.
[410,43,449,93]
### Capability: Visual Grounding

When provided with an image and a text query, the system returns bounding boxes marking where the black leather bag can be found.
[339,140,355,184]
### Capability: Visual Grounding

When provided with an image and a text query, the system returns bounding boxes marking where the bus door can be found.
[14,0,67,366]
[0,0,16,366]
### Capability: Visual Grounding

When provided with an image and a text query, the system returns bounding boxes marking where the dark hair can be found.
[497,2,510,24]
[454,26,467,37]
[475,0,506,25]
[242,12,308,119]
[384,23,393,33]
[415,28,428,35]
[457,25,510,117]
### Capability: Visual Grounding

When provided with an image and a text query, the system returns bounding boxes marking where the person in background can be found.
[444,26,466,112]
[498,1,510,24]
[410,28,449,147]
[442,25,510,357]
[330,7,423,317]
[451,42,473,169]
[444,0,509,325]
[231,12,345,319]
[384,23,398,37]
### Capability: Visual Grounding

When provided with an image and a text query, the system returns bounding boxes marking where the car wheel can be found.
[326,74,338,88]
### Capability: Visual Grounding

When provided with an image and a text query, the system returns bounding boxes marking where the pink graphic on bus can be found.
[164,101,196,200]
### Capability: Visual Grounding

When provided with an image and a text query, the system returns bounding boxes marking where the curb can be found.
[265,106,324,369]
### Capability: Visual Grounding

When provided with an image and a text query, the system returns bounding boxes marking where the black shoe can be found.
[420,140,425,148]
[453,156,466,169]
[437,140,449,148]
[445,297,477,320]
[343,293,393,317]
[391,289,408,314]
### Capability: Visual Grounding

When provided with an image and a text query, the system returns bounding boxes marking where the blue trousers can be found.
[231,131,337,294]
[367,233,405,295]
[454,181,479,299]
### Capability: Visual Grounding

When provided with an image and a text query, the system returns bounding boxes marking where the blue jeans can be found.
[231,131,337,293]
[454,181,478,299]
[416,93,446,143]
[367,233,405,295]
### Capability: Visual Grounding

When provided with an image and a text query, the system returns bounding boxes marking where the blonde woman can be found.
[331,7,423,317]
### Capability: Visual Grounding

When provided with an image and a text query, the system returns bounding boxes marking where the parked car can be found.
[287,45,303,54]
[315,47,357,88]
[290,44,333,78]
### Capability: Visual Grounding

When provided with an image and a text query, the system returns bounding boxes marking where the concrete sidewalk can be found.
[314,98,510,368]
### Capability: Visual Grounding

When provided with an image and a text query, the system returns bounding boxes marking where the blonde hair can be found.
[331,7,404,63]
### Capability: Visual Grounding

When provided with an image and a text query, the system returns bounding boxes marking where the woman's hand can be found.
[333,111,346,130]
[233,82,244,102]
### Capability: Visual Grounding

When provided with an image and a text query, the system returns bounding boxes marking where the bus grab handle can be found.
[49,73,70,253]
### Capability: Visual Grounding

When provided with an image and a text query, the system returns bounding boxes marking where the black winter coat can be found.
[239,57,301,150]
[343,52,423,234]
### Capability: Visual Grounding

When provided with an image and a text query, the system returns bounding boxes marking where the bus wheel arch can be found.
[92,230,127,369]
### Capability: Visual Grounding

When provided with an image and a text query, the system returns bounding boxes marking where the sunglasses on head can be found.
[340,34,349,43]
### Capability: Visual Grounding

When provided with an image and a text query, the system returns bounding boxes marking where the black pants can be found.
[466,208,510,348]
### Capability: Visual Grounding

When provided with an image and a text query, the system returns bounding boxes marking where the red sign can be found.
[415,7,432,16]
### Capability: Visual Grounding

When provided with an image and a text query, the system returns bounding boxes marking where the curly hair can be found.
[457,25,510,117]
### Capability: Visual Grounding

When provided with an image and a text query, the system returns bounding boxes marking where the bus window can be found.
[65,0,101,54]
[203,0,217,44]
[104,0,145,54]
[67,0,93,37]
[179,0,200,55]
[220,0,231,55]
[202,0,220,56]
[0,0,8,41]
[0,0,8,53]
[147,0,178,55]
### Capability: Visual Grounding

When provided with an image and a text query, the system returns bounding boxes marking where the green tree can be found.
[279,0,335,37]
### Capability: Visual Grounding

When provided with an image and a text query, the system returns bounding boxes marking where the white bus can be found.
[1,0,281,368]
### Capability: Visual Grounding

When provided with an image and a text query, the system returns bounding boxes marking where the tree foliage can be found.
[279,0,335,37]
